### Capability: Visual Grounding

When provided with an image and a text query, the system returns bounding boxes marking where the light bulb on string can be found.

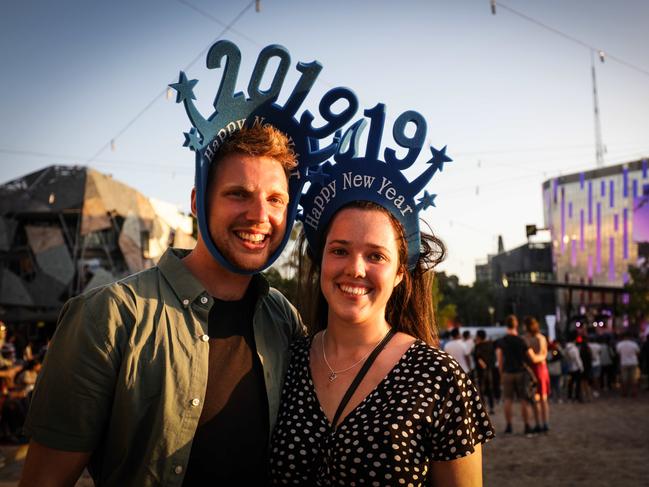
[598,50,606,63]
[111,139,116,152]
[166,87,174,100]
[255,0,261,12]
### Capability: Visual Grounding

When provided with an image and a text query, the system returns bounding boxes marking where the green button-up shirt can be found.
[25,248,303,486]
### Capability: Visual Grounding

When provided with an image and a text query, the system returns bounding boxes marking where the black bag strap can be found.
[331,328,396,429]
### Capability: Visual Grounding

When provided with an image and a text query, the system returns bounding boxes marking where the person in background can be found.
[598,335,616,392]
[640,335,649,391]
[616,331,641,397]
[495,315,534,436]
[547,340,564,403]
[564,332,584,402]
[444,328,471,373]
[523,316,550,433]
[578,335,593,402]
[474,329,496,413]
[463,330,476,379]
[588,336,602,398]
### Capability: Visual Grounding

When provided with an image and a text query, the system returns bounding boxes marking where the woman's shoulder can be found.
[405,341,468,379]
[289,334,312,355]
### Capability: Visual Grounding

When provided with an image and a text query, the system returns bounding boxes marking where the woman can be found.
[523,316,550,432]
[270,201,494,486]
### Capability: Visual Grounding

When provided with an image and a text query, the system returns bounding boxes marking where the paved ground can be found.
[483,390,649,487]
[1,390,647,486]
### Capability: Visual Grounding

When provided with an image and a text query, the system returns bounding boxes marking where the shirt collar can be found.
[157,248,270,305]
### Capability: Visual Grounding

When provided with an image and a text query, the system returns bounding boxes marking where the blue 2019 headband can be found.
[299,106,452,271]
[170,40,356,274]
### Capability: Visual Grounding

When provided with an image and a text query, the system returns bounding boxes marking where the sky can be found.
[1,0,648,284]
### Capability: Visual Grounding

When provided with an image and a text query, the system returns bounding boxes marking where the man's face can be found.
[202,153,289,271]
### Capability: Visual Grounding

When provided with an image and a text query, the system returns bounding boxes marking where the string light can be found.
[166,87,174,100]
[492,1,649,77]
[256,0,261,12]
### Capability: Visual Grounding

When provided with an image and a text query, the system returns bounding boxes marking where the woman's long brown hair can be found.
[295,201,446,347]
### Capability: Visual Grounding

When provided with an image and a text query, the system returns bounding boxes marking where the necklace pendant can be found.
[328,371,337,382]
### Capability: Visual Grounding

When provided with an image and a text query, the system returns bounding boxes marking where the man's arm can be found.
[21,288,131,485]
[19,441,91,487]
[430,444,483,487]
[496,347,504,376]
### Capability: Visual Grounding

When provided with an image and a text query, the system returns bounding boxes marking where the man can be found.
[495,315,534,436]
[20,125,304,486]
[462,329,476,378]
[474,329,496,413]
[443,328,471,373]
[616,331,641,397]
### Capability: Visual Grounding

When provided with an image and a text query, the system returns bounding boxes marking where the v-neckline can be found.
[305,335,420,430]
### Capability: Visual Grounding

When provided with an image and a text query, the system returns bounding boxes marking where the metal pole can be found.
[591,50,605,168]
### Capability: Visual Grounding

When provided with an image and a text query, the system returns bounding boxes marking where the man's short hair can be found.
[476,329,486,340]
[211,124,298,178]
[505,315,518,330]
[450,328,460,339]
[462,330,471,339]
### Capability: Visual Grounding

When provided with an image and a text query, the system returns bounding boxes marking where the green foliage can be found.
[624,261,649,328]
[432,274,457,329]
[263,267,298,305]
[434,272,495,326]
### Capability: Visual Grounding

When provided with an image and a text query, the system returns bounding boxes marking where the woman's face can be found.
[320,208,404,329]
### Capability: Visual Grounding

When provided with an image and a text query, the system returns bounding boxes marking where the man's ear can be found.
[190,187,198,217]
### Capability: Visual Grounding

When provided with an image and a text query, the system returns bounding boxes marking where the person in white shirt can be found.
[444,328,471,373]
[564,333,584,402]
[463,330,476,377]
[588,339,602,397]
[616,333,640,397]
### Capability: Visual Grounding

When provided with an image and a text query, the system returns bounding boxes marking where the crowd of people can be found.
[0,322,47,450]
[442,317,649,437]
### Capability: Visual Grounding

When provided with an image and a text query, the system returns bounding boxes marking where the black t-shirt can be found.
[182,277,269,486]
[496,334,529,373]
[474,340,496,369]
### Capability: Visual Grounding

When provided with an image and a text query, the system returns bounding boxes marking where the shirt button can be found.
[182,299,190,306]
[200,334,209,342]
[191,398,200,407]
[200,296,208,304]
[174,465,183,475]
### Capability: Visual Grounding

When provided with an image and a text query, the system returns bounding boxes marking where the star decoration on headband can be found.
[169,72,198,103]
[416,191,437,211]
[306,166,329,186]
[429,145,452,173]
[183,128,202,151]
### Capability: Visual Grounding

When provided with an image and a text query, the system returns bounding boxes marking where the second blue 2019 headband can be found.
[299,107,452,271]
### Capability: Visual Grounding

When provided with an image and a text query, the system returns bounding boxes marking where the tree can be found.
[624,260,649,331]
[434,272,495,327]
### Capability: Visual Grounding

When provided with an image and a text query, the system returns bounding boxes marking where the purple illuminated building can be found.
[542,159,649,329]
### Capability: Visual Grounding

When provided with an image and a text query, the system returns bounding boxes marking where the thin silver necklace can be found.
[321,328,390,382]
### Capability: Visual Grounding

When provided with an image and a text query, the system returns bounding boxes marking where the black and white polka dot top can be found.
[269,336,494,486]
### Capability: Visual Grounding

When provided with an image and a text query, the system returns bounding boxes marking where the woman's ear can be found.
[394,266,405,288]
